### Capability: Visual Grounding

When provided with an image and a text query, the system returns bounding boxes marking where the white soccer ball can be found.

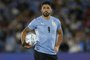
[25,33,37,46]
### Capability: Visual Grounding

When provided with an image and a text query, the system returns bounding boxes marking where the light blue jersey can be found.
[28,16,62,55]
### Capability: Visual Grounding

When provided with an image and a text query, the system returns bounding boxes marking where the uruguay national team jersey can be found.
[28,16,62,55]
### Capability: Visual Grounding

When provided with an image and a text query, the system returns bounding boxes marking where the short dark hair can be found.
[39,1,54,9]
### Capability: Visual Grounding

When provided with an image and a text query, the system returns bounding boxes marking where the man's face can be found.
[41,4,52,17]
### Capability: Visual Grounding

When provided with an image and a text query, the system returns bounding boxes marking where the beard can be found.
[42,11,50,17]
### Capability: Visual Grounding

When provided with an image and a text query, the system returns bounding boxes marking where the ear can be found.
[41,7,43,12]
[50,8,53,13]
[51,9,52,12]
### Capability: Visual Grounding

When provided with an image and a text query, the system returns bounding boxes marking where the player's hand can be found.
[22,42,32,49]
[24,45,32,48]
[54,46,59,53]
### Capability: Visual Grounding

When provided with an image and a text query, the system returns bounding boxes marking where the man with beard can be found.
[21,1,63,60]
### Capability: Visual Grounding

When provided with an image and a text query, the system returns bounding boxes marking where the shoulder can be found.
[51,16,61,23]
[31,16,41,22]
[34,16,42,20]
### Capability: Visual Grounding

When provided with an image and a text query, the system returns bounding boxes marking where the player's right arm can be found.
[21,19,37,48]
[21,27,35,48]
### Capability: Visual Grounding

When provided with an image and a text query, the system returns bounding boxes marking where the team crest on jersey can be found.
[52,20,56,27]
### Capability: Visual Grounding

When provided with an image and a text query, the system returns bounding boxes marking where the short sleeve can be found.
[28,19,37,30]
[57,19,62,30]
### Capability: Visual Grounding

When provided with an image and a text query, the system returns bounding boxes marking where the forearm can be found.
[21,27,35,44]
[21,30,27,44]
[55,30,63,48]
[55,34,63,48]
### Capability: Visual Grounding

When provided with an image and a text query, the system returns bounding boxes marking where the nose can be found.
[44,9,48,11]
[44,7,49,11]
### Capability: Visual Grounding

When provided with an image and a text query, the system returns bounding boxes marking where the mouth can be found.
[44,11,48,14]
[42,11,50,17]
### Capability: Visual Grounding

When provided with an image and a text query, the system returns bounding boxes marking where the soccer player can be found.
[21,1,63,60]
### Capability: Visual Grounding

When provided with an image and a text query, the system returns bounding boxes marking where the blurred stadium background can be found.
[0,0,90,60]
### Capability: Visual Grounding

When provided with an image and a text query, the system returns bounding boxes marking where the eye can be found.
[43,7,46,9]
[47,7,50,9]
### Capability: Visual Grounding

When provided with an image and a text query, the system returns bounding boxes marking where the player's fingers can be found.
[24,45,32,48]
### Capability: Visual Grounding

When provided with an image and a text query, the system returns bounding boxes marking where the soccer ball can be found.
[25,33,37,46]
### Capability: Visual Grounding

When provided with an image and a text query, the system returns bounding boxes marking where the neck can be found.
[42,15,50,20]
